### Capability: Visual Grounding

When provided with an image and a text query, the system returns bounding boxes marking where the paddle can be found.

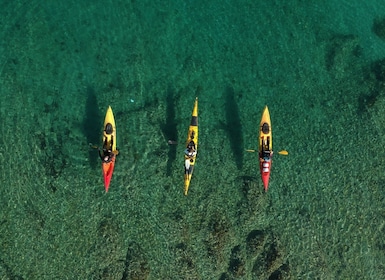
[89,143,99,149]
[246,149,289,155]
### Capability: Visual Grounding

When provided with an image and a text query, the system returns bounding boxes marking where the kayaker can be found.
[100,150,113,163]
[185,141,197,158]
[260,138,273,161]
[260,150,273,161]
[99,136,118,163]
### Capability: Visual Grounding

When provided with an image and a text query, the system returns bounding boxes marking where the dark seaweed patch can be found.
[228,245,245,277]
[372,17,385,41]
[205,212,231,259]
[121,242,150,280]
[371,58,385,82]
[325,34,361,71]
[246,229,266,257]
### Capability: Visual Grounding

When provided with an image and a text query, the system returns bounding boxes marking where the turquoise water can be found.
[1,0,385,279]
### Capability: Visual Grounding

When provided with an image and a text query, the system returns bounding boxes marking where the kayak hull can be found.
[102,106,117,192]
[103,158,115,191]
[184,98,198,195]
[259,106,272,191]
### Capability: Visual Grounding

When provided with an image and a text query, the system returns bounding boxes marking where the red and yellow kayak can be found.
[184,98,198,195]
[102,106,117,192]
[259,106,273,191]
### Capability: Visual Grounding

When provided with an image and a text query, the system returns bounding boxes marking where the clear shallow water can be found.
[1,1,385,279]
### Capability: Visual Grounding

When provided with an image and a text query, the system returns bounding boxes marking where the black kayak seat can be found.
[262,123,270,134]
[105,123,113,135]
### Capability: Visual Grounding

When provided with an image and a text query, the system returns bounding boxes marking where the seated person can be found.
[185,140,197,157]
[99,136,118,163]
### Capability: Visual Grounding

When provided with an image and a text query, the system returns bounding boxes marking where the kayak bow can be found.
[184,98,198,195]
[102,106,117,192]
[259,106,273,191]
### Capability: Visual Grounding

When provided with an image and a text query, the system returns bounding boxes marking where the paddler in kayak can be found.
[259,122,273,162]
[99,138,116,163]
[185,139,197,158]
[98,123,119,163]
[259,142,273,169]
[259,118,273,191]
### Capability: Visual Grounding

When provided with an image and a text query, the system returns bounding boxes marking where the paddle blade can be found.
[278,150,288,155]
[89,143,99,149]
[246,149,256,152]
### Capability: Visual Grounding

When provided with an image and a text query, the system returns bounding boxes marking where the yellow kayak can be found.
[258,106,272,191]
[102,106,117,192]
[184,98,198,195]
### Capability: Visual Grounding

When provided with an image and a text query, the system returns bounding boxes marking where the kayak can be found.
[184,98,198,195]
[259,106,273,191]
[102,106,117,192]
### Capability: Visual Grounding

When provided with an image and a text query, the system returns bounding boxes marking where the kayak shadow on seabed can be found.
[219,86,244,170]
[160,85,178,176]
[84,85,102,169]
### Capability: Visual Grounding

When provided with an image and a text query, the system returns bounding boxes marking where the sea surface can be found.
[1,1,385,279]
